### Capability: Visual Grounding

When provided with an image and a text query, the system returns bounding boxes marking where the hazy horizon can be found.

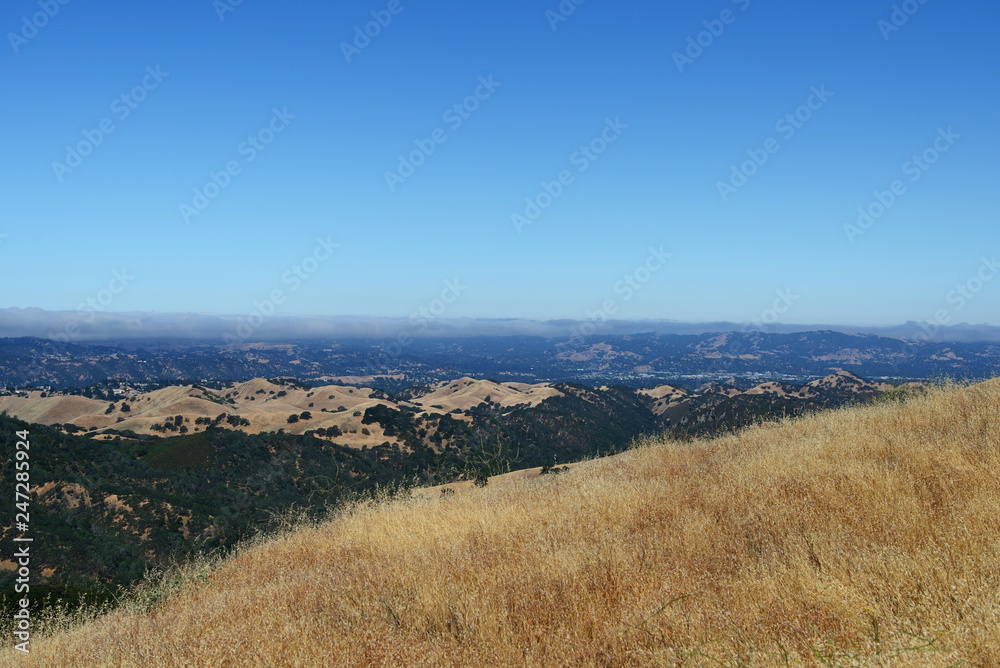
[3,307,1000,344]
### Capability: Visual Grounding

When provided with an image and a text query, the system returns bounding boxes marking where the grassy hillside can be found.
[0,383,662,603]
[6,380,998,666]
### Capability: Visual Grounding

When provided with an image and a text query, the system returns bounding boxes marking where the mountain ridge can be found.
[2,331,997,390]
[0,371,891,443]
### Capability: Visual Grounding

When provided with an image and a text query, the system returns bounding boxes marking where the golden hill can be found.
[0,377,561,446]
[407,377,561,412]
[0,381,399,447]
[637,383,689,415]
[10,379,999,666]
[638,371,887,416]
[741,371,890,399]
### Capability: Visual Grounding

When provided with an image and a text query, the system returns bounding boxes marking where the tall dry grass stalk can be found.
[6,380,999,666]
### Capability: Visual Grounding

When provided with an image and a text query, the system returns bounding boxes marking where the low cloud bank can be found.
[1,308,998,343]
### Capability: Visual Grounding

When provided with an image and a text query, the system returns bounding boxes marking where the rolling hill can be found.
[7,379,997,666]
[0,372,896,606]
[0,371,888,444]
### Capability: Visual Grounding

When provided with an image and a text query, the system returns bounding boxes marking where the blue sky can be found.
[2,0,998,328]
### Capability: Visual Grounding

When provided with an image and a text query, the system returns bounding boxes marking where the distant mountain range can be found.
[1,330,998,390]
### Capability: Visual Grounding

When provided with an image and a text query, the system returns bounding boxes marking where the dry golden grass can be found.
[6,380,999,666]
[0,377,562,444]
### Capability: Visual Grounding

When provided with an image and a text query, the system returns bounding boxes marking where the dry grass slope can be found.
[7,381,999,666]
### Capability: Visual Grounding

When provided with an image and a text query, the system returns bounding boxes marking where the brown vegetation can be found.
[7,380,999,666]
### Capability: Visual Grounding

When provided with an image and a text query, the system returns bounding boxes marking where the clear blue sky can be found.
[3,0,998,327]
